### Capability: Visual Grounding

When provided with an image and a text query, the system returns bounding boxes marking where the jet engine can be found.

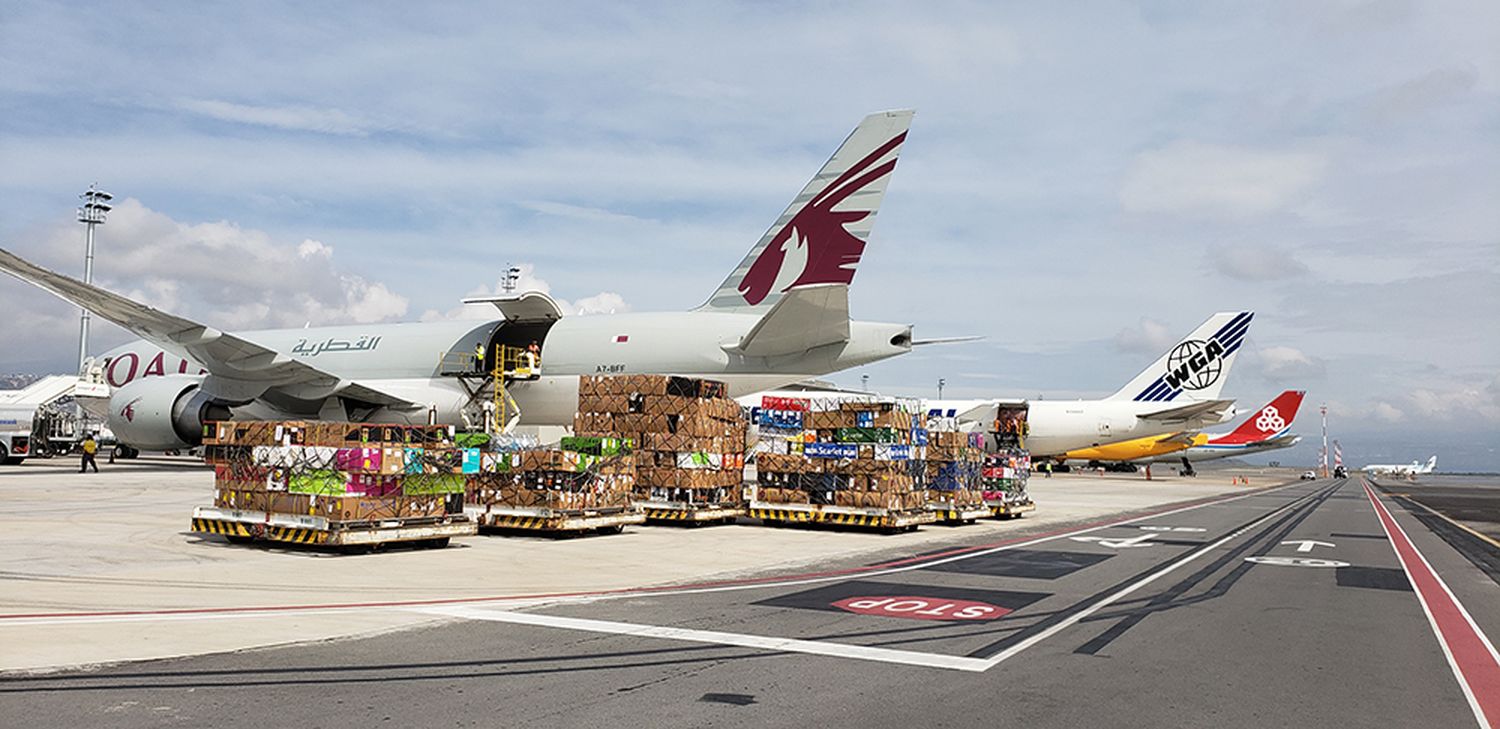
[107,375,231,451]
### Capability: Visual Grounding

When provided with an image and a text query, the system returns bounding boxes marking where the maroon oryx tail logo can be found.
[121,397,142,423]
[737,132,906,306]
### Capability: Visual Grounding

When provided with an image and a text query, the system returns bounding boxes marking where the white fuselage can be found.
[95,311,912,429]
[928,398,1235,457]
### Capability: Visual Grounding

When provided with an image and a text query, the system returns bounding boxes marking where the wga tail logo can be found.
[738,132,906,306]
[1163,339,1226,391]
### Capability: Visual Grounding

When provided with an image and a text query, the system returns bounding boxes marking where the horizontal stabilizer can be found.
[1140,398,1234,424]
[724,283,849,357]
[0,248,420,408]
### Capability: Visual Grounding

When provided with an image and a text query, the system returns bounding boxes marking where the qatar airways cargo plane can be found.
[0,110,929,453]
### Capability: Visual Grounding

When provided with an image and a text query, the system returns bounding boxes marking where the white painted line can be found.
[976,490,1314,670]
[417,604,992,672]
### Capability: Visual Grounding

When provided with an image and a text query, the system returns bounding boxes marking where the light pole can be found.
[937,378,946,399]
[501,263,521,293]
[76,184,112,372]
[861,374,869,392]
[1320,403,1329,477]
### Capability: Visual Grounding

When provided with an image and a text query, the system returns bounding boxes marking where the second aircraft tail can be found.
[1108,311,1253,403]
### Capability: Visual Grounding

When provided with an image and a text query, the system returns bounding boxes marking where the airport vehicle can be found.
[0,111,927,453]
[0,406,33,464]
[1300,470,1317,480]
[1363,455,1437,476]
[1333,465,1347,478]
[931,312,1251,457]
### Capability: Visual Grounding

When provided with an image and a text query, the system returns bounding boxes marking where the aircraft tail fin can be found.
[1422,455,1437,473]
[1107,311,1253,402]
[1215,390,1305,444]
[698,110,914,311]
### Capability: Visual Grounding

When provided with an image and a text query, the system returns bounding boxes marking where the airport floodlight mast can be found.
[500,263,521,293]
[861,373,869,392]
[76,184,113,372]
[938,378,946,399]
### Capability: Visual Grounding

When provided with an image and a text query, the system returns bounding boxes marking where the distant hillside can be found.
[0,373,46,390]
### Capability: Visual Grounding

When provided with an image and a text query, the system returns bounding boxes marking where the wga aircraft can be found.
[0,111,928,453]
[931,312,1252,457]
[1363,456,1438,477]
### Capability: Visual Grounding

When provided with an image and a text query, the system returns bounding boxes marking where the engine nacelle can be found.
[108,375,230,451]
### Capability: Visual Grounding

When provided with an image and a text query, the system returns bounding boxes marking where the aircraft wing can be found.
[724,283,850,357]
[0,248,420,408]
[1155,431,1200,446]
[1139,399,1234,424]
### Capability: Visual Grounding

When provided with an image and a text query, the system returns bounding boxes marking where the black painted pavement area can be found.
[4,479,1498,729]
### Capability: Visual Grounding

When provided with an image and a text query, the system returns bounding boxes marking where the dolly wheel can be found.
[595,525,624,535]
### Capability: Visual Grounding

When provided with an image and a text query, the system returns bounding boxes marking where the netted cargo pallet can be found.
[748,502,938,532]
[190,506,474,550]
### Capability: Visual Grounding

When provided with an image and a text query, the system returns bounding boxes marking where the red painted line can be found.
[1363,479,1500,729]
[0,481,1293,623]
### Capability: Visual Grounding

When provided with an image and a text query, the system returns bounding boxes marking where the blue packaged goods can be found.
[461,448,482,474]
[855,411,875,428]
[912,428,929,446]
[757,408,806,430]
[804,442,859,459]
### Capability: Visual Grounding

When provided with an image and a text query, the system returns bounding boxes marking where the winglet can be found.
[699,110,914,311]
[1108,311,1253,402]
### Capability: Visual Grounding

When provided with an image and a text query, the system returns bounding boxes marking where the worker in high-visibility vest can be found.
[474,342,486,373]
[80,433,100,473]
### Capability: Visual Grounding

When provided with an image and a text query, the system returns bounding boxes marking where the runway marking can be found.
[1363,480,1500,729]
[1243,556,1348,568]
[972,488,1319,671]
[415,605,992,672]
[0,481,1307,626]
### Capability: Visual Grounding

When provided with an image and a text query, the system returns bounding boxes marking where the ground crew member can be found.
[524,340,541,376]
[80,433,100,473]
[474,342,486,373]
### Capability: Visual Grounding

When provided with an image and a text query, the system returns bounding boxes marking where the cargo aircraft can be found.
[1362,455,1438,476]
[1062,390,1305,470]
[929,311,1252,457]
[0,111,928,453]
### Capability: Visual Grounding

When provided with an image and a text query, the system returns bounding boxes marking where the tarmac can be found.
[2,459,1498,728]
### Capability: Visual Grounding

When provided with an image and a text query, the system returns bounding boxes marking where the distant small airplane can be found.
[1363,455,1437,476]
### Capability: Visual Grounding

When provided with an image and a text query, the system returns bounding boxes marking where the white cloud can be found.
[0,199,410,363]
[420,262,630,321]
[176,99,382,137]
[1212,244,1310,281]
[1112,317,1175,355]
[1248,345,1327,382]
[1120,141,1327,218]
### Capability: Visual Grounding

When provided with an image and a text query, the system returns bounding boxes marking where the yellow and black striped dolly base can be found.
[645,507,743,521]
[749,507,816,523]
[191,518,328,544]
[482,515,560,530]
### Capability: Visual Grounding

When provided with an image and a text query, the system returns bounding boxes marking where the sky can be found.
[1,1,1496,470]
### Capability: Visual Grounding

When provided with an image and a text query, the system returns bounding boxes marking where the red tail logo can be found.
[737,132,906,305]
[1217,390,1305,444]
[121,397,142,423]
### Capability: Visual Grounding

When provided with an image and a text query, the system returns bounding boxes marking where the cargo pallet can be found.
[927,501,991,524]
[749,501,938,532]
[987,500,1036,519]
[191,506,475,550]
[636,501,745,525]
[465,505,645,535]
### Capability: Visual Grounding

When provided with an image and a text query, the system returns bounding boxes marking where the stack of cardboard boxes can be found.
[464,437,636,513]
[573,375,747,509]
[203,421,464,524]
[982,449,1032,510]
[752,398,930,512]
[924,429,987,511]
